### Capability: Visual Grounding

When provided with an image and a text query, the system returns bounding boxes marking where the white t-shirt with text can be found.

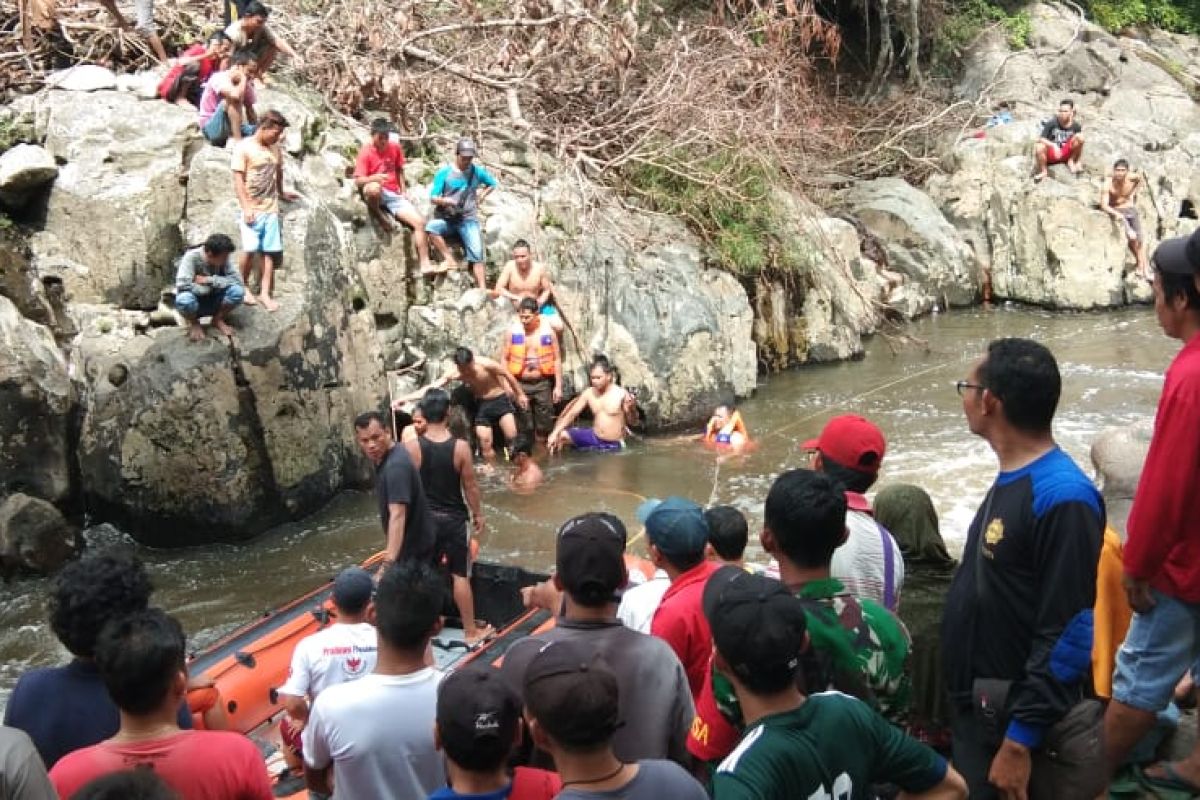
[278,622,378,700]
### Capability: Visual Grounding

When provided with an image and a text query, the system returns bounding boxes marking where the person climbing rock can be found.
[1100,158,1151,280]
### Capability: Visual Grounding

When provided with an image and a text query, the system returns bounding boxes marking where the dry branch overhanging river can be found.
[0,305,1175,712]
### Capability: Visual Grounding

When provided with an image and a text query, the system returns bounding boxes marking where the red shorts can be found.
[280,716,304,756]
[1046,140,1075,164]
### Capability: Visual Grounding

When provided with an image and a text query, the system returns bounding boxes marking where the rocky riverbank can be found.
[0,1,1196,554]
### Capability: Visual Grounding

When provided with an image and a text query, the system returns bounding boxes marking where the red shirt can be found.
[687,653,739,761]
[49,730,273,800]
[156,44,219,100]
[511,766,563,799]
[1124,332,1200,601]
[354,141,405,193]
[650,560,720,698]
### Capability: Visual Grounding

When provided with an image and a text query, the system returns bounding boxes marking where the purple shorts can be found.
[566,427,623,452]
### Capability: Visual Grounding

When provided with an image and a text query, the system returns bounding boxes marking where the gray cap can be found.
[332,566,373,613]
[456,137,477,156]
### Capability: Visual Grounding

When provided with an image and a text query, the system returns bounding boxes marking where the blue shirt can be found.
[429,163,498,221]
[429,785,512,800]
[3,659,193,769]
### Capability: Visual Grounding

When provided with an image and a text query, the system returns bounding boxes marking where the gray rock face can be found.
[936,2,1200,308]
[0,492,80,575]
[44,65,118,93]
[75,172,385,546]
[30,90,198,309]
[1091,421,1154,534]
[0,144,58,207]
[0,295,74,505]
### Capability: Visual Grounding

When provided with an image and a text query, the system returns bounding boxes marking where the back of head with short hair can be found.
[202,233,235,256]
[70,770,180,800]
[419,388,451,424]
[511,432,534,458]
[95,608,186,716]
[818,454,877,494]
[374,560,445,652]
[454,347,475,366]
[259,109,289,130]
[978,338,1061,434]
[230,50,256,67]
[705,505,748,561]
[517,297,538,313]
[763,469,847,569]
[49,551,153,658]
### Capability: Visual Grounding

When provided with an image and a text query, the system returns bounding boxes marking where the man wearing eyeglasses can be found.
[943,338,1105,799]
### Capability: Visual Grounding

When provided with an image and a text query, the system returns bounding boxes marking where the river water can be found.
[0,305,1175,711]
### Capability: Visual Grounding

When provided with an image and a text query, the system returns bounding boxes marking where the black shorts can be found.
[475,394,516,427]
[432,510,470,577]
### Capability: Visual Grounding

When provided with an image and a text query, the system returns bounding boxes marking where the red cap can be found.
[800,414,886,475]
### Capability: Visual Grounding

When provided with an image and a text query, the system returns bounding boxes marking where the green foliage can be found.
[1085,0,1200,32]
[622,150,782,275]
[932,0,1032,65]
[0,114,34,155]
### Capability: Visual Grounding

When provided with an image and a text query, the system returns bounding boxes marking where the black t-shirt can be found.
[375,444,435,562]
[1040,119,1081,147]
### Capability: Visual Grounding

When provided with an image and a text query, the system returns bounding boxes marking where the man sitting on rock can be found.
[224,0,303,75]
[158,32,231,108]
[198,51,259,148]
[493,240,564,336]
[1101,158,1150,279]
[354,118,433,274]
[175,233,245,341]
[1034,98,1084,181]
[425,138,498,289]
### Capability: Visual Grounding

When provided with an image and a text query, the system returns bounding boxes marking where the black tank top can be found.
[417,435,468,518]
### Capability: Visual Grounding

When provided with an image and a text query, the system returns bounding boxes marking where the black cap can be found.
[522,639,620,749]
[332,566,373,614]
[1153,230,1200,276]
[555,513,627,606]
[370,117,395,135]
[437,665,520,764]
[703,566,808,692]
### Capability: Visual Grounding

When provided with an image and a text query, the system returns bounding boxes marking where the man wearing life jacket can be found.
[703,404,748,451]
[501,297,562,439]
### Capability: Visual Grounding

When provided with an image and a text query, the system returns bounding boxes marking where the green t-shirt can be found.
[712,578,911,737]
[712,693,946,800]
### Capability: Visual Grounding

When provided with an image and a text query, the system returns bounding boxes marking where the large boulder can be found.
[75,157,387,546]
[938,3,1200,308]
[0,492,80,575]
[29,90,199,308]
[0,295,74,505]
[839,178,980,308]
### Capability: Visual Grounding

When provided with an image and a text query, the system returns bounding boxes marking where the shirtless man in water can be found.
[1100,158,1151,279]
[411,347,527,463]
[548,356,639,453]
[492,240,564,335]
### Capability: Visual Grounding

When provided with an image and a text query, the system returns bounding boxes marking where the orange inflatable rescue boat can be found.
[185,551,655,797]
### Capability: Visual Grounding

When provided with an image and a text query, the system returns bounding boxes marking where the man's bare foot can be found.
[213,318,235,338]
[261,295,279,312]
[243,292,259,306]
[1068,161,1083,174]
[464,623,495,648]
[188,323,206,342]
[1033,171,1047,183]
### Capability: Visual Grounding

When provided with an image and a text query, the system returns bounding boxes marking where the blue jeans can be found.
[1112,589,1200,712]
[202,101,256,146]
[175,284,245,319]
[424,217,483,263]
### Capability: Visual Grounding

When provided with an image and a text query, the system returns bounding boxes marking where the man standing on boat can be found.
[404,389,493,647]
[276,566,378,788]
[354,411,435,568]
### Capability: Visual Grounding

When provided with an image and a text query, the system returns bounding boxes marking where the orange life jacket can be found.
[505,320,557,378]
[705,410,748,445]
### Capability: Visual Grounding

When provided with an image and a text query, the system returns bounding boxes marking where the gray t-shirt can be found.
[0,726,56,800]
[175,246,242,295]
[502,619,694,765]
[557,759,708,800]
